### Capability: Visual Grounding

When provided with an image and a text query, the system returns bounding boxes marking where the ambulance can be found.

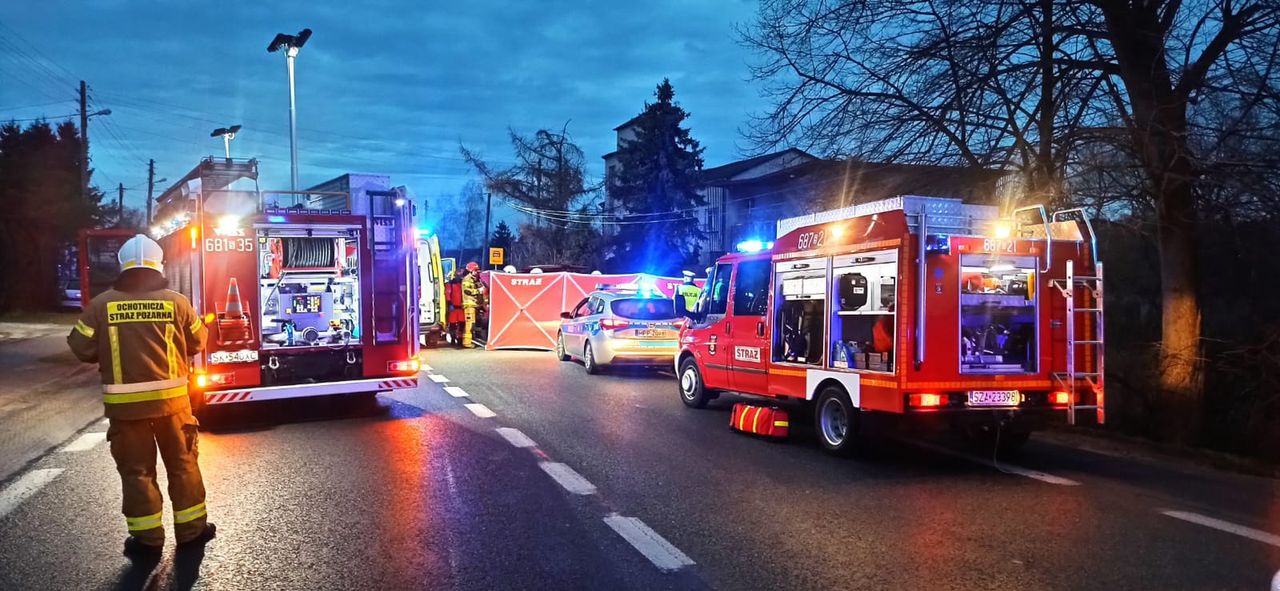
[149,158,421,414]
[676,196,1103,455]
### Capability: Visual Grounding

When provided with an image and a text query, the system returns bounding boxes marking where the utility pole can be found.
[146,159,156,225]
[117,183,124,226]
[483,192,492,268]
[79,81,88,202]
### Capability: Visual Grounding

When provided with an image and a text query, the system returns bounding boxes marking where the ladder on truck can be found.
[1052,259,1105,425]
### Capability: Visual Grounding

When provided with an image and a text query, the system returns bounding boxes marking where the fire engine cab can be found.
[676,195,1104,455]
[150,158,421,414]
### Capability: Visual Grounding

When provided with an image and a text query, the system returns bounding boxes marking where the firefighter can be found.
[444,269,466,347]
[461,262,486,348]
[673,270,701,317]
[66,234,215,558]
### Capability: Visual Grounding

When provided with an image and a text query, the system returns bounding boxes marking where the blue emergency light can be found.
[925,234,951,255]
[736,239,774,253]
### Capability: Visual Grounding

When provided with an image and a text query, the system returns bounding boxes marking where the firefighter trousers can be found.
[463,304,476,348]
[107,410,208,545]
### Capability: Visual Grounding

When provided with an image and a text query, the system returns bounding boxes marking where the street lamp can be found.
[210,125,242,159]
[267,28,312,192]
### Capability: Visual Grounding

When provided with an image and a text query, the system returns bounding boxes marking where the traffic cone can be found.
[225,278,244,319]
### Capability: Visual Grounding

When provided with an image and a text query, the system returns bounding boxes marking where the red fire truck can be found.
[676,196,1103,455]
[149,158,421,414]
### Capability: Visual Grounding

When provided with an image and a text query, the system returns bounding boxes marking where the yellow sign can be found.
[107,300,175,324]
[489,247,504,266]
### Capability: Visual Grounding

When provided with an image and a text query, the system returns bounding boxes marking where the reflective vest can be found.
[68,288,207,420]
[674,283,701,311]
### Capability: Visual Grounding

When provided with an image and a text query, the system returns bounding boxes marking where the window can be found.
[612,298,676,320]
[572,298,591,318]
[592,297,607,314]
[829,249,898,373]
[703,263,733,316]
[732,260,770,316]
[959,254,1037,374]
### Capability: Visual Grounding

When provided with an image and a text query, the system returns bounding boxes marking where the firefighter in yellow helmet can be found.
[673,270,702,317]
[461,261,486,348]
[66,234,215,558]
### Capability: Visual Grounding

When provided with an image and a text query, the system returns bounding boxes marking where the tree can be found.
[743,0,1280,443]
[0,119,104,312]
[423,181,487,264]
[463,125,602,267]
[606,79,706,274]
[491,221,515,253]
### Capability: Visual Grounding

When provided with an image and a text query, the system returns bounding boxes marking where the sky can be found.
[0,0,765,225]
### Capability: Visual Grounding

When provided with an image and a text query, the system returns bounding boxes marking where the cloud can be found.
[2,0,763,213]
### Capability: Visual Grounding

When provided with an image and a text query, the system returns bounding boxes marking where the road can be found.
[0,347,1277,590]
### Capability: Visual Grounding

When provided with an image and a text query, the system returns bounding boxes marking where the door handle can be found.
[756,321,765,337]
[725,323,731,335]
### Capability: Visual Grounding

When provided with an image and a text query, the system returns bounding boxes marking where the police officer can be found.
[461,262,486,348]
[67,234,215,558]
[673,270,702,317]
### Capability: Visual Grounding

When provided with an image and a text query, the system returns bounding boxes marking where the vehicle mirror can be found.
[560,311,572,319]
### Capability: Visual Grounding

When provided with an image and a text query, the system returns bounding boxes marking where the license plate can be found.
[968,390,1021,407]
[636,329,658,337]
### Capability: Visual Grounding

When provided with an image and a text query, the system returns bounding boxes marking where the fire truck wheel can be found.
[584,342,601,374]
[556,333,571,361]
[678,357,712,409]
[815,386,860,457]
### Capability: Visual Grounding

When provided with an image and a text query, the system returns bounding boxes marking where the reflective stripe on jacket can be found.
[68,288,208,420]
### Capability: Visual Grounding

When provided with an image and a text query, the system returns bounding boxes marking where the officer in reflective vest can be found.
[66,234,216,558]
[673,270,702,317]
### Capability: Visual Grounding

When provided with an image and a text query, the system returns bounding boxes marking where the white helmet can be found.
[118,234,164,274]
[503,265,517,273]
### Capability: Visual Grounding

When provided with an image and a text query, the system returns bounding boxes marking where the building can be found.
[603,118,1007,267]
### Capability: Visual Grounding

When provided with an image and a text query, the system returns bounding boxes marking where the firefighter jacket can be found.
[462,273,485,307]
[68,288,208,421]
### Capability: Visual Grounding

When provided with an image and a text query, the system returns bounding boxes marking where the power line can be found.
[3,113,79,123]
[0,99,73,112]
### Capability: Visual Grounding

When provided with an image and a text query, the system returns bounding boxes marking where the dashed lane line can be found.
[538,461,597,495]
[906,440,1082,486]
[1161,510,1280,548]
[0,468,64,519]
[428,374,450,383]
[443,386,469,398]
[604,513,696,573]
[60,432,106,452]
[464,403,497,418]
[495,427,537,448]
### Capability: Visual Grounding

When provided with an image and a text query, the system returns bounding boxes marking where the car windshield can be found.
[611,298,675,320]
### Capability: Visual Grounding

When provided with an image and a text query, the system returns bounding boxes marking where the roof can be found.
[700,148,815,184]
[717,158,1007,205]
[612,114,644,131]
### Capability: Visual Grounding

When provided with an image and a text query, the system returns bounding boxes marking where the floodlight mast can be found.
[210,125,242,159]
[268,28,311,192]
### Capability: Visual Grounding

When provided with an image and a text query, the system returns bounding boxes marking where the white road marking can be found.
[1161,510,1280,548]
[907,440,1081,486]
[60,432,106,452]
[0,468,64,519]
[422,364,433,371]
[428,374,450,383]
[443,386,469,398]
[604,513,695,572]
[538,462,597,495]
[464,403,496,418]
[495,427,537,448]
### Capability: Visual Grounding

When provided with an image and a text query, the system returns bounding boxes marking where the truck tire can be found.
[556,332,571,361]
[584,341,601,375]
[678,357,712,409]
[815,386,860,457]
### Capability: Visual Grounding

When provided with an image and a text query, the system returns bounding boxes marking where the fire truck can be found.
[676,195,1103,455]
[150,158,421,414]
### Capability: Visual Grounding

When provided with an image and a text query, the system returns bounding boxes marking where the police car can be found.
[555,284,684,374]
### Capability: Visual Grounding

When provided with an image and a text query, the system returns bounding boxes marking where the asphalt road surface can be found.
[1,347,1277,590]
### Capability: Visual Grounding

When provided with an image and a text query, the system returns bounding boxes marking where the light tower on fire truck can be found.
[210,125,242,159]
[267,28,312,192]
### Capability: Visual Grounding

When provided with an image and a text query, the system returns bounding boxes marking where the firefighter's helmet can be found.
[118,234,164,274]
[466,261,480,272]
